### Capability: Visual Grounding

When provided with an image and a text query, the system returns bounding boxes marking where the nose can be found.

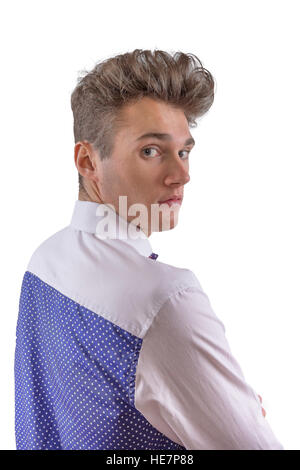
[163,155,190,186]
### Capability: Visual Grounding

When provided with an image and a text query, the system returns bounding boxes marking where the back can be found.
[14,200,198,450]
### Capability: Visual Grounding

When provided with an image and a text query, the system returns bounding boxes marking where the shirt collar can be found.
[70,200,154,258]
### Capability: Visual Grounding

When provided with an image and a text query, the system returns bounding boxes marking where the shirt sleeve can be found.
[134,285,284,450]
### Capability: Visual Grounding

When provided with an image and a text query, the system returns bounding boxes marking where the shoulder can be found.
[26,226,202,338]
[136,256,203,335]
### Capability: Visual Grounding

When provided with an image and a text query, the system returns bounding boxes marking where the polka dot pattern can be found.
[15,271,185,450]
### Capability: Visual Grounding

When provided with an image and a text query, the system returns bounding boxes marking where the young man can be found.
[14,49,283,450]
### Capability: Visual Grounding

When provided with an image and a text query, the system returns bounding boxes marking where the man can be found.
[14,49,283,450]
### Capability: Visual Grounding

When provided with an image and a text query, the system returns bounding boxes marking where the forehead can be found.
[115,96,190,138]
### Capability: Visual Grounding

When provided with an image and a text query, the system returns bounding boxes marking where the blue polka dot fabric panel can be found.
[15,271,185,450]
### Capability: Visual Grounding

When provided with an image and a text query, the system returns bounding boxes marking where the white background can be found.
[1,0,299,450]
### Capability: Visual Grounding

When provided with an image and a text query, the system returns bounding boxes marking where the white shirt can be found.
[14,200,284,450]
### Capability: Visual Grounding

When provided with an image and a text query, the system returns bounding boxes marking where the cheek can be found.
[118,161,146,189]
[135,158,162,183]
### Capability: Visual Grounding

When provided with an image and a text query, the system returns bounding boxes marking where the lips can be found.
[158,197,182,207]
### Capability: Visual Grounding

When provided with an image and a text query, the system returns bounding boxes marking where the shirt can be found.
[14,199,284,450]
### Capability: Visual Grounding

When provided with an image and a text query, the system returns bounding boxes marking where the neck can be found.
[78,193,152,238]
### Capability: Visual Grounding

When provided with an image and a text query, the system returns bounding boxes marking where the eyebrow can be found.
[135,132,195,146]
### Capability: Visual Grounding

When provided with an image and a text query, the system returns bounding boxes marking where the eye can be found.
[179,150,190,159]
[141,147,160,158]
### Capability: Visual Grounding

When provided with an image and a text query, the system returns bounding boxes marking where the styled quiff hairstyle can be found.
[70,49,215,194]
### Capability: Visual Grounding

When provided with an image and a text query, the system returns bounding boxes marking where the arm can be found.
[134,285,284,450]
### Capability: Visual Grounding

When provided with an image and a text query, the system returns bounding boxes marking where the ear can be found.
[74,141,99,183]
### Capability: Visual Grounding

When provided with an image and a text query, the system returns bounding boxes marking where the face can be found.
[75,96,194,237]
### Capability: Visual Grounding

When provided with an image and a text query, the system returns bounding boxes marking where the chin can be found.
[158,223,177,232]
[150,209,180,232]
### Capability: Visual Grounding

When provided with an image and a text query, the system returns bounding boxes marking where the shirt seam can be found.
[140,283,203,338]
[128,337,143,407]
[25,269,143,338]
